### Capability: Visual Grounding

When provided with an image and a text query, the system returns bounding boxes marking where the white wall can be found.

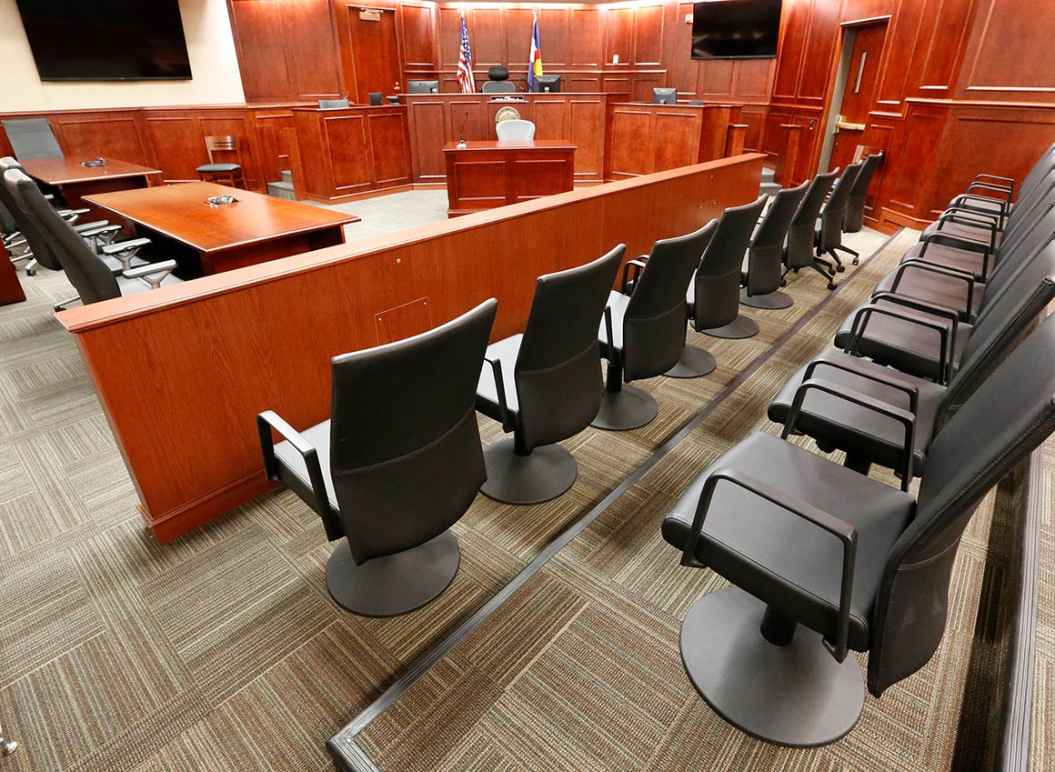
[0,0,245,112]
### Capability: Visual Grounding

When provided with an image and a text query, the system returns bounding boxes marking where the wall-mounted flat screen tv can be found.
[16,0,193,81]
[692,0,782,60]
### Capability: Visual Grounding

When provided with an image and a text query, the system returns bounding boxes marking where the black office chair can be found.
[663,311,1055,746]
[690,196,768,340]
[407,80,440,94]
[475,245,624,504]
[258,299,497,616]
[10,169,179,305]
[652,88,677,105]
[741,181,809,309]
[2,118,63,161]
[769,237,1055,481]
[594,222,715,430]
[816,162,862,273]
[946,143,1054,225]
[482,65,517,93]
[784,169,839,290]
[843,153,882,235]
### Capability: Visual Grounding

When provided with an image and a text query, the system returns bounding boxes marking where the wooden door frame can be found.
[335,1,408,104]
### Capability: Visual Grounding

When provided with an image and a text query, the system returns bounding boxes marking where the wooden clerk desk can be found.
[443,140,575,216]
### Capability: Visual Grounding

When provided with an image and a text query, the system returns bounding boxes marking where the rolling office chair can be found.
[652,87,677,105]
[843,152,882,233]
[740,180,809,309]
[594,222,715,430]
[769,238,1055,481]
[663,312,1055,747]
[495,119,535,141]
[258,299,497,616]
[475,245,623,504]
[197,136,245,188]
[688,195,768,341]
[1,118,63,160]
[815,161,862,272]
[11,169,180,305]
[407,80,440,94]
[482,65,517,93]
[784,169,839,290]
[318,98,350,109]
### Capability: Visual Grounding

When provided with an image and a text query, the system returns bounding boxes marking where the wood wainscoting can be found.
[56,154,764,542]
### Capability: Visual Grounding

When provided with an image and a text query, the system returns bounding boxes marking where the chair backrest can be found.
[515,245,624,451]
[652,88,677,105]
[330,299,497,563]
[844,152,882,232]
[974,201,1055,306]
[2,118,63,161]
[204,135,238,164]
[868,312,1055,697]
[817,162,862,251]
[693,196,767,329]
[482,80,517,93]
[10,168,122,304]
[318,99,350,109]
[0,161,63,272]
[623,220,717,381]
[407,80,439,94]
[488,65,510,81]
[785,170,839,269]
[999,168,1055,247]
[1014,143,1055,203]
[496,119,535,141]
[745,181,809,295]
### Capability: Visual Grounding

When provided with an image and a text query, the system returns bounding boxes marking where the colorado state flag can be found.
[528,15,543,91]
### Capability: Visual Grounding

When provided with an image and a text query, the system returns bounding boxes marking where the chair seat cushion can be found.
[835,301,971,381]
[902,242,989,279]
[662,432,915,651]
[923,219,1000,246]
[947,196,1007,216]
[874,266,985,320]
[197,163,242,173]
[599,290,630,355]
[476,334,522,421]
[767,349,946,473]
[272,421,339,513]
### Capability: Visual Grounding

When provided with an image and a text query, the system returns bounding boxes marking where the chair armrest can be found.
[782,378,916,490]
[483,356,513,433]
[621,259,648,294]
[886,261,976,320]
[941,205,1002,228]
[971,172,1014,187]
[871,293,960,382]
[682,467,858,662]
[78,223,122,239]
[803,357,919,413]
[58,207,90,217]
[846,304,952,384]
[123,259,177,289]
[935,212,998,250]
[898,257,975,280]
[920,228,991,257]
[102,237,151,255]
[951,192,1008,213]
[256,411,341,540]
[72,220,110,233]
[966,182,1012,202]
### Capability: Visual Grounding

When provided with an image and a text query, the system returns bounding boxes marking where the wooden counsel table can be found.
[443,140,575,216]
[84,182,360,276]
[21,157,162,226]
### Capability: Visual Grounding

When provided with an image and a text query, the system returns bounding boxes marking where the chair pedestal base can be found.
[740,287,794,310]
[481,438,577,504]
[326,530,460,617]
[680,587,864,747]
[665,345,717,379]
[701,314,760,339]
[591,385,659,431]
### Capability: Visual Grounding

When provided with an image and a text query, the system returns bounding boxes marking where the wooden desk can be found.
[84,182,360,276]
[443,140,576,216]
[22,157,162,226]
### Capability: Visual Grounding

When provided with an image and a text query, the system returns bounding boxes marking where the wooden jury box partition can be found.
[443,141,576,216]
[56,154,764,542]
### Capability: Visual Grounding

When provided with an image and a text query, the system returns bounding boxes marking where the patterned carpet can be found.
[0,224,1033,772]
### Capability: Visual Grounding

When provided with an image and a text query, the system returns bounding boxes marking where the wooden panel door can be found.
[323,114,373,193]
[345,7,402,103]
[830,22,888,172]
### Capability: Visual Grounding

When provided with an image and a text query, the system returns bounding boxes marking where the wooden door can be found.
[830,23,886,172]
[346,7,402,104]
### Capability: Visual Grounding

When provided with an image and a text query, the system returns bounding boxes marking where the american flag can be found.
[456,13,476,93]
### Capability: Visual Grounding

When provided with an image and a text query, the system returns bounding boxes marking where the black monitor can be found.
[534,75,561,93]
[408,80,439,94]
[653,88,677,105]
[691,0,782,60]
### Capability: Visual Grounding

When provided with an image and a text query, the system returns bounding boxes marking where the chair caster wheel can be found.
[827,282,838,291]
[852,258,860,266]
[26,269,35,277]
[836,265,846,273]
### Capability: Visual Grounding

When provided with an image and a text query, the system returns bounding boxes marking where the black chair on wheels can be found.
[689,195,768,341]
[258,299,498,616]
[475,246,624,504]
[662,312,1055,747]
[741,181,809,309]
[482,65,517,93]
[594,223,714,430]
[2,118,63,161]
[816,162,863,272]
[844,152,882,234]
[783,169,840,290]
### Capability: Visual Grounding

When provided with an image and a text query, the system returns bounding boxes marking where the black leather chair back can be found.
[624,221,716,381]
[1,165,64,273]
[974,203,1055,307]
[785,170,838,269]
[868,312,1055,696]
[13,169,122,304]
[330,298,497,564]
[516,245,624,450]
[693,196,767,329]
[745,182,809,296]
[2,118,63,161]
[1015,143,1055,203]
[844,153,882,232]
[817,162,862,253]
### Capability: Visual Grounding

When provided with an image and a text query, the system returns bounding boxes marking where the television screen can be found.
[692,0,782,60]
[16,0,192,81]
